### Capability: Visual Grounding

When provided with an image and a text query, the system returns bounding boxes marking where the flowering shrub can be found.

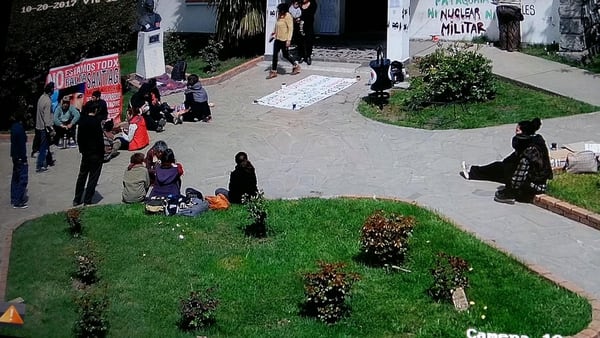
[66,208,82,238]
[428,252,470,302]
[302,262,360,324]
[242,190,268,238]
[73,291,109,338]
[178,288,219,331]
[360,210,415,266]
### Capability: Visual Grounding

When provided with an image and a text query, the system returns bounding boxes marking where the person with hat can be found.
[53,96,80,148]
[460,118,553,204]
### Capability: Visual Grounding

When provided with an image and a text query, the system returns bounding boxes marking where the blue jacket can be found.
[54,105,80,126]
[10,121,27,161]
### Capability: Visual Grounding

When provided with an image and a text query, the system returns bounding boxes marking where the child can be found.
[122,152,150,203]
[289,0,305,36]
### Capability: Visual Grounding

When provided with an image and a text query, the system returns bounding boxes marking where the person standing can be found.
[35,82,56,172]
[73,101,105,206]
[298,0,317,65]
[10,105,29,209]
[493,0,524,52]
[267,3,300,79]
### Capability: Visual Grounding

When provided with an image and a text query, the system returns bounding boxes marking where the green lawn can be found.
[2,198,590,337]
[358,77,599,130]
[547,172,600,214]
[521,44,600,74]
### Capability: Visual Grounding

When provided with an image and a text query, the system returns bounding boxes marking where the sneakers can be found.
[202,116,212,123]
[12,203,28,209]
[306,56,312,65]
[36,167,48,173]
[494,190,515,204]
[173,115,183,125]
[291,64,301,75]
[460,161,469,180]
[266,70,277,79]
[68,140,78,148]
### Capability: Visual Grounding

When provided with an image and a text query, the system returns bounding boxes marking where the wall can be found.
[409,0,560,44]
[156,0,561,45]
[155,0,216,33]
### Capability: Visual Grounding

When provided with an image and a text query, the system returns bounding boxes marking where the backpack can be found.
[145,196,167,214]
[177,197,209,217]
[171,60,187,81]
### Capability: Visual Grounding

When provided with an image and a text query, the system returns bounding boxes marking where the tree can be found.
[208,0,265,50]
[0,0,138,129]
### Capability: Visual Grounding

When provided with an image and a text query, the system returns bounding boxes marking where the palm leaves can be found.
[209,0,266,46]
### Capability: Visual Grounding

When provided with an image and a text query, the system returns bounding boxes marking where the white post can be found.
[386,0,410,62]
[136,29,166,79]
[264,0,280,57]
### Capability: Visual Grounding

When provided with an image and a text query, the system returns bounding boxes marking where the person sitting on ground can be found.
[122,152,150,203]
[215,151,258,204]
[115,106,150,151]
[83,90,109,122]
[461,118,544,185]
[172,74,212,123]
[148,148,185,199]
[102,119,121,162]
[145,140,168,186]
[53,96,80,148]
[461,118,553,204]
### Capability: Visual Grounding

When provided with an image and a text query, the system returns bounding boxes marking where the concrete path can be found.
[2,41,600,303]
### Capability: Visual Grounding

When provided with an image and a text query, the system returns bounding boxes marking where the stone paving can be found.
[1,41,600,335]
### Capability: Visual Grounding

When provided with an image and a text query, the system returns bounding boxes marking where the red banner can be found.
[46,54,123,123]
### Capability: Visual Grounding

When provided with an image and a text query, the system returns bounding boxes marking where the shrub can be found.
[163,30,187,66]
[73,243,99,285]
[178,288,219,331]
[242,189,268,238]
[66,208,83,238]
[359,210,415,266]
[404,43,496,109]
[428,252,470,302]
[199,37,224,74]
[73,291,109,338]
[302,262,361,324]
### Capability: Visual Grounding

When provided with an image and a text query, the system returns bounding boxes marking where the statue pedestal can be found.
[136,29,165,79]
[387,0,410,62]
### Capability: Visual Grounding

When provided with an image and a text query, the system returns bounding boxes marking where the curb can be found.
[534,194,600,231]
[339,195,599,338]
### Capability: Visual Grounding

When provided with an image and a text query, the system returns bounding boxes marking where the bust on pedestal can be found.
[136,0,165,79]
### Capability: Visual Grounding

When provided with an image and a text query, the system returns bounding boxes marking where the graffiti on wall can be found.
[582,0,600,55]
[428,0,493,37]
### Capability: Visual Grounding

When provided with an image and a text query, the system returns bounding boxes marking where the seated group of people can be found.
[130,74,212,134]
[122,140,258,209]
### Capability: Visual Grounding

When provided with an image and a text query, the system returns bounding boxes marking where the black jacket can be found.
[228,165,258,204]
[77,114,104,156]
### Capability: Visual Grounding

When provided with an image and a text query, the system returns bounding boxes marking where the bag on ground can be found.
[145,196,167,214]
[206,193,230,210]
[177,197,209,217]
[565,150,599,174]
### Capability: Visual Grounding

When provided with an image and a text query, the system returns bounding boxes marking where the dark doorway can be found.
[345,0,388,35]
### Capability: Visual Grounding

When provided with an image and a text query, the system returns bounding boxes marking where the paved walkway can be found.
[1,41,600,305]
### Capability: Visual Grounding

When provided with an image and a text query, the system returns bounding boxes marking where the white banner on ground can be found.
[256,75,357,110]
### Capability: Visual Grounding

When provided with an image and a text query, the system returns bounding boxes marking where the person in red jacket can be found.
[115,106,150,151]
